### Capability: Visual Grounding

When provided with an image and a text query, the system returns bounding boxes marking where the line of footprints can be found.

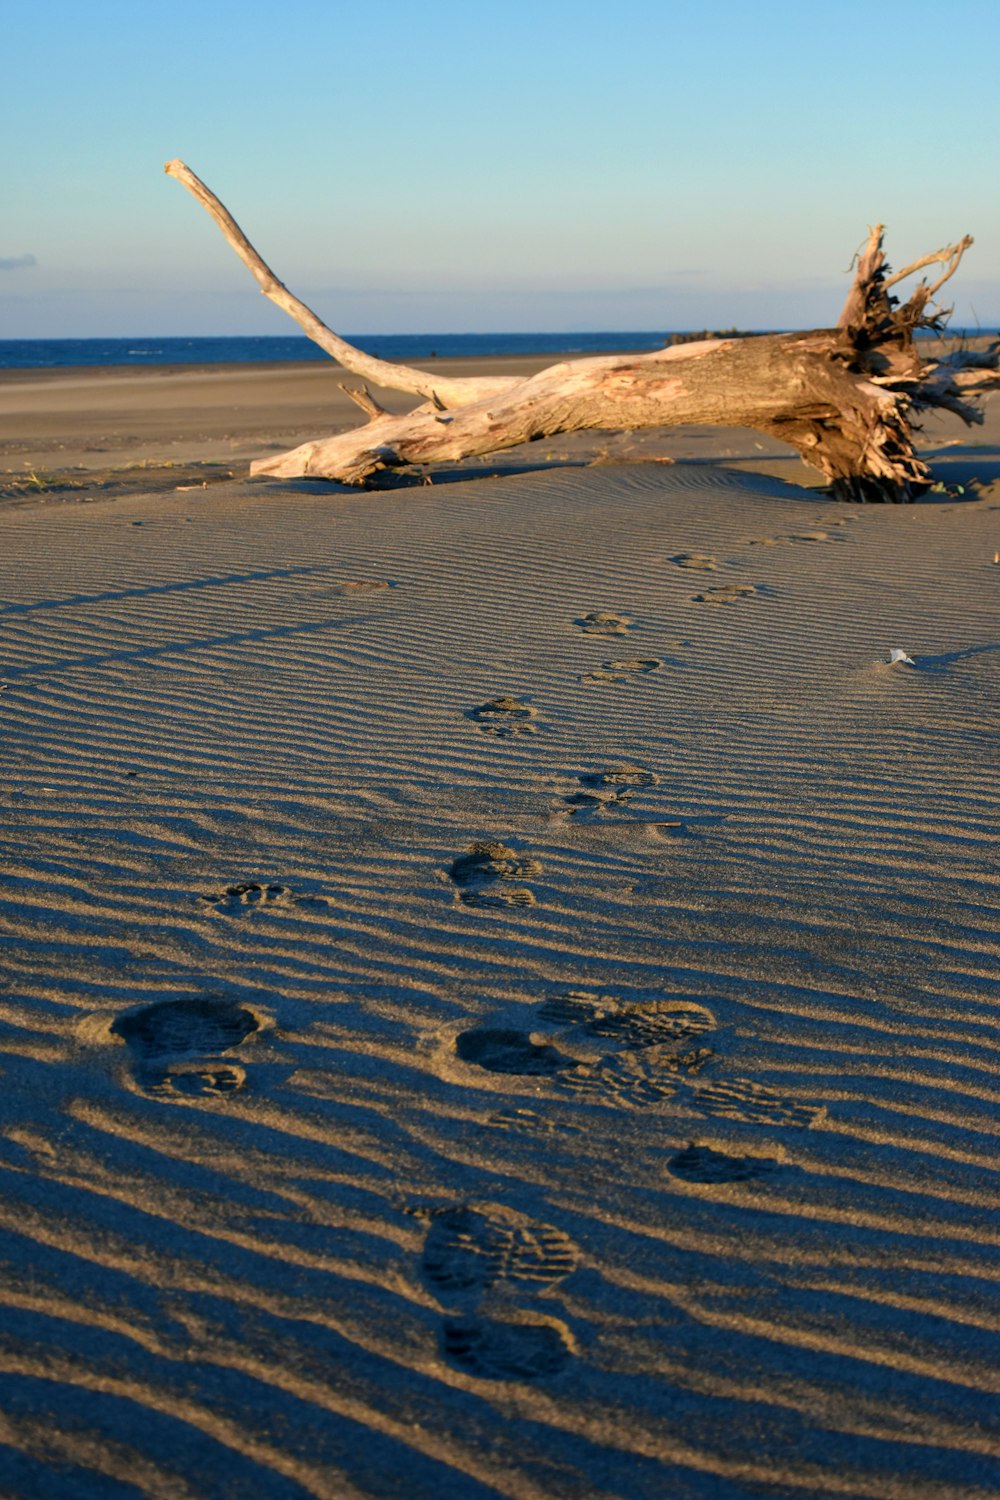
[437,583,824,1376]
[104,997,573,1379]
[412,987,824,1379]
[106,568,832,1381]
[446,763,681,910]
[466,568,769,738]
[104,987,823,1129]
[101,984,822,1385]
[412,1066,802,1384]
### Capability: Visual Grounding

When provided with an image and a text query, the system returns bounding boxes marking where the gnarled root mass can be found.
[166,160,999,500]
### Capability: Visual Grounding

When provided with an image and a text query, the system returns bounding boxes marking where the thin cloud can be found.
[0,254,38,271]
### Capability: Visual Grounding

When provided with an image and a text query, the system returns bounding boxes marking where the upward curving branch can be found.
[164,160,515,409]
[166,163,999,500]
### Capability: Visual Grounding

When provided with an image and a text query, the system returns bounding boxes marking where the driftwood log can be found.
[166,159,999,500]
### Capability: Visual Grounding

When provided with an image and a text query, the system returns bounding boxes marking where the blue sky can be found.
[2,0,998,336]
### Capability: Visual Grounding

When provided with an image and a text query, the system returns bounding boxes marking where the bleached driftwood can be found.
[166,160,999,500]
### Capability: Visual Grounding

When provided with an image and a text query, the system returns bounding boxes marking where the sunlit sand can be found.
[1,360,998,1496]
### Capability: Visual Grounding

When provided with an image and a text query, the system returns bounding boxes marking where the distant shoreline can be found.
[0,351,637,391]
[3,326,994,372]
[0,332,676,372]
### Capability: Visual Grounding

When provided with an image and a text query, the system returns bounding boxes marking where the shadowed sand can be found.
[0,361,998,1498]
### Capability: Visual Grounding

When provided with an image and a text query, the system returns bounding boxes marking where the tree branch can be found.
[884,235,973,292]
[340,383,388,420]
[163,159,516,409]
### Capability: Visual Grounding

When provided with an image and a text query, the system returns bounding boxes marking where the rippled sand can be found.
[1,372,999,1497]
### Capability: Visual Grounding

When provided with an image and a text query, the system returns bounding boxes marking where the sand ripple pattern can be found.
[0,466,998,1496]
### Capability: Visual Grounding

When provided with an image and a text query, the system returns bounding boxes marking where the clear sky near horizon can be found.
[3,0,998,338]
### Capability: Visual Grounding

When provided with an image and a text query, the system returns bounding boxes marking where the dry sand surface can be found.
[0,356,562,478]
[0,360,999,1499]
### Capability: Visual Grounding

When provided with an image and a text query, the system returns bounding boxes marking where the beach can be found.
[0,356,578,478]
[0,358,998,1498]
[0,353,840,492]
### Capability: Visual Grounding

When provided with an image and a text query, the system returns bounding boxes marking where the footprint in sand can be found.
[575,610,632,635]
[582,765,660,790]
[448,841,540,908]
[198,881,325,914]
[468,695,537,737]
[580,657,662,684]
[111,996,260,1097]
[455,1027,577,1076]
[539,992,715,1047]
[480,990,822,1127]
[690,583,759,605]
[666,1141,781,1184]
[539,993,717,1108]
[691,1076,825,1129]
[559,788,634,820]
[417,1204,578,1382]
[555,765,656,817]
[670,552,718,571]
[421,1205,578,1297]
[441,1315,573,1380]
[747,530,837,547]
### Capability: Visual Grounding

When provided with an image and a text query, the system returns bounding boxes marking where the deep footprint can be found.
[469,695,537,737]
[690,583,758,605]
[441,1316,572,1380]
[670,552,718,571]
[456,1027,577,1075]
[575,610,631,635]
[692,1076,824,1128]
[666,1141,780,1184]
[112,997,258,1056]
[111,997,258,1097]
[581,658,661,683]
[422,1206,577,1295]
[449,841,541,908]
[561,789,633,819]
[580,765,660,789]
[198,882,312,913]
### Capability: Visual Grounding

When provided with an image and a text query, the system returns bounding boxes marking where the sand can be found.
[0,360,998,1499]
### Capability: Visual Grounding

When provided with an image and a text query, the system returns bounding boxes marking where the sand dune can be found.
[1,379,999,1497]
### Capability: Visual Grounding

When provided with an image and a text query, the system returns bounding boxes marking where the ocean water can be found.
[0,332,676,370]
[5,328,990,372]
